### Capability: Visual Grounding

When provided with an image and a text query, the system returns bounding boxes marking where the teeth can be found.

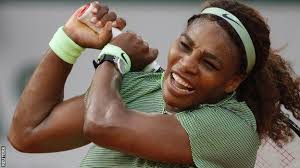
[172,73,193,89]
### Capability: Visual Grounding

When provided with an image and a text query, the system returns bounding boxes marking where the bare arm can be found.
[8,3,126,153]
[8,50,90,152]
[84,34,193,164]
[84,62,192,164]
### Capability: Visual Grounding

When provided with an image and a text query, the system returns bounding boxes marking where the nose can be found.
[179,53,199,75]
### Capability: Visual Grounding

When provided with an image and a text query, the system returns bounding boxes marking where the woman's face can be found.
[163,19,243,111]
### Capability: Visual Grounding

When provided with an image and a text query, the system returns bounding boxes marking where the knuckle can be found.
[123,32,131,38]
[128,31,136,37]
[100,15,109,22]
[97,10,108,18]
[143,41,149,48]
[101,12,117,22]
[139,43,148,52]
[137,35,142,40]
[101,5,109,12]
[93,1,100,7]
[118,18,126,26]
[109,12,117,19]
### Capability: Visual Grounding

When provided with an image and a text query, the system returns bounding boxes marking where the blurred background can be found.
[0,0,299,167]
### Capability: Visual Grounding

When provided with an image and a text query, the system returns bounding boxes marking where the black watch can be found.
[93,54,127,75]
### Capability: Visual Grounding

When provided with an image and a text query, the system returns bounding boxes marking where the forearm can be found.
[84,62,126,138]
[8,2,126,152]
[85,62,123,122]
[9,49,72,141]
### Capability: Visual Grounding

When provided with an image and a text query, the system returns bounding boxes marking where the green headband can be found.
[201,7,256,73]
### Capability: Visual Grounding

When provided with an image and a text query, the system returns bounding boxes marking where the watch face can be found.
[116,58,126,74]
[95,54,127,74]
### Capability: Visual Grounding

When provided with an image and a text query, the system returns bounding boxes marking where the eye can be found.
[204,60,218,71]
[180,41,191,51]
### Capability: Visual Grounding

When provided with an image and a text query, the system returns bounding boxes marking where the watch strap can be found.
[93,54,115,69]
[98,44,131,74]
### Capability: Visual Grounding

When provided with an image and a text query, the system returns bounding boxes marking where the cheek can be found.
[195,72,226,92]
[167,44,181,68]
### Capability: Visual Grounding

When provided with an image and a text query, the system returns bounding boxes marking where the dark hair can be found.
[188,0,300,146]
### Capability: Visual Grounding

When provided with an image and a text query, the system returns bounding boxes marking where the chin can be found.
[163,92,192,112]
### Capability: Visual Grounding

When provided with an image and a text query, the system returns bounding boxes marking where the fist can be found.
[110,32,158,71]
[64,1,126,49]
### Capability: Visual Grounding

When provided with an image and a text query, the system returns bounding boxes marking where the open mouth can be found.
[170,72,195,94]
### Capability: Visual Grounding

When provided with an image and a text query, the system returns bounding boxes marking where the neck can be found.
[165,104,181,113]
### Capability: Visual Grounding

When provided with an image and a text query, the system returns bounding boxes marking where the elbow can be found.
[83,117,115,143]
[7,131,34,153]
[8,108,35,152]
[83,108,126,144]
[83,119,98,141]
[8,120,36,153]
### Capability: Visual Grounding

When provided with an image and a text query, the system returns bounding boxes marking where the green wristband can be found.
[49,26,85,64]
[98,44,131,74]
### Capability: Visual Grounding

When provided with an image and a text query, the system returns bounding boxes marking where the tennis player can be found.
[8,0,300,168]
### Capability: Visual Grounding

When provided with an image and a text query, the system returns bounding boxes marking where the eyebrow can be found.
[181,32,195,46]
[181,32,223,69]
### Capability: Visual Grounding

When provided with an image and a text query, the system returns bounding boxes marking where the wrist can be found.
[49,26,85,64]
[102,61,121,75]
[95,44,131,75]
[63,26,79,45]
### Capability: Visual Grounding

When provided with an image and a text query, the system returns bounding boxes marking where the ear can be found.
[224,74,246,93]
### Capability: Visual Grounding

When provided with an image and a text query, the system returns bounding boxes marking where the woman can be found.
[8,0,300,168]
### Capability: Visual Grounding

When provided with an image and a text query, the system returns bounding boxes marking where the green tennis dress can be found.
[80,72,259,168]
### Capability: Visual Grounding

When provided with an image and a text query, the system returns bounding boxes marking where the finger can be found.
[93,3,109,19]
[136,35,143,42]
[98,21,113,48]
[93,1,100,6]
[74,5,87,18]
[146,48,159,63]
[140,41,149,54]
[126,31,137,36]
[104,21,113,32]
[89,3,108,24]
[112,17,126,30]
[90,16,98,24]
[95,20,104,28]
[143,41,149,49]
[131,32,144,43]
[101,11,117,25]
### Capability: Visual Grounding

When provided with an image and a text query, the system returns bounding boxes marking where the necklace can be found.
[162,107,175,115]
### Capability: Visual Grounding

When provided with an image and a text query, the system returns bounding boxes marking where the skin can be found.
[83,19,244,164]
[163,20,244,112]
[8,2,244,165]
[8,3,126,152]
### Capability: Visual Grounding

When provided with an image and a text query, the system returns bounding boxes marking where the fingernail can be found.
[96,21,102,27]
[90,17,97,23]
[106,22,112,31]
[92,8,98,13]
[112,21,117,27]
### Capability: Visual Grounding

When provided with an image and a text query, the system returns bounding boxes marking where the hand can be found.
[110,32,159,71]
[64,1,126,49]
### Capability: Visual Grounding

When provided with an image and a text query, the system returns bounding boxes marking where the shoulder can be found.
[175,95,259,167]
[176,93,257,134]
[176,102,258,145]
